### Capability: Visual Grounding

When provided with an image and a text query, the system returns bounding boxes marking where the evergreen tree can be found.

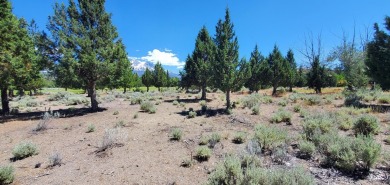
[0,0,37,114]
[191,26,215,99]
[180,55,197,91]
[166,70,170,87]
[245,45,264,93]
[264,45,289,96]
[141,68,153,92]
[366,16,390,90]
[295,66,307,87]
[213,8,248,109]
[307,56,326,93]
[153,62,167,91]
[285,49,297,92]
[48,0,122,111]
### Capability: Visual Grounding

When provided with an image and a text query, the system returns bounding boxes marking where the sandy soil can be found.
[0,89,389,185]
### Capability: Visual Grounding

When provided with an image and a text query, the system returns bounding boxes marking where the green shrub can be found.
[48,152,62,167]
[86,124,95,133]
[199,100,207,107]
[188,111,197,118]
[253,124,288,152]
[303,113,334,139]
[299,109,308,118]
[113,110,119,115]
[232,132,246,144]
[0,166,14,185]
[170,128,183,141]
[275,87,287,96]
[48,91,72,101]
[115,120,126,128]
[12,141,38,160]
[335,111,354,131]
[251,105,260,115]
[140,101,156,113]
[270,109,291,123]
[181,159,194,168]
[172,100,179,105]
[353,114,380,136]
[277,99,287,107]
[298,140,315,159]
[196,146,212,161]
[199,135,210,145]
[148,106,157,114]
[260,96,273,104]
[378,95,390,104]
[65,96,88,105]
[208,155,315,185]
[241,94,261,109]
[98,128,128,151]
[293,105,301,112]
[209,133,221,148]
[130,97,143,105]
[289,93,300,103]
[304,95,321,105]
[344,94,362,107]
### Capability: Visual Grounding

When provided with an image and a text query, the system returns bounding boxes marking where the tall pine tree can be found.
[245,45,265,93]
[265,45,289,96]
[0,0,37,114]
[153,62,167,91]
[285,49,297,92]
[141,68,153,92]
[213,8,248,109]
[48,0,122,111]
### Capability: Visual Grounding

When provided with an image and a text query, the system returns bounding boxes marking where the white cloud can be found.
[141,49,184,68]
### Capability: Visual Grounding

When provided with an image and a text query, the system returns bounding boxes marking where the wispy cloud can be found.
[141,49,184,68]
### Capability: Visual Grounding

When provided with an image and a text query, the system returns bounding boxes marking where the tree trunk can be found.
[123,87,127,93]
[272,86,277,96]
[8,88,13,98]
[289,86,293,92]
[29,90,33,96]
[147,86,149,92]
[1,88,10,115]
[34,89,37,95]
[226,90,231,110]
[201,84,206,100]
[65,87,68,91]
[89,81,99,112]
[18,89,24,96]
[87,88,92,97]
[158,87,161,92]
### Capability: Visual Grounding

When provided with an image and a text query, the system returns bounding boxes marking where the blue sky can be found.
[10,0,390,73]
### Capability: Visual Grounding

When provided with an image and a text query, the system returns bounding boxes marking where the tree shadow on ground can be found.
[164,98,213,104]
[176,108,227,118]
[0,107,107,124]
[360,103,390,113]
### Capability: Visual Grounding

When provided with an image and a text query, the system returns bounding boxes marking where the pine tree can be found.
[141,68,153,92]
[295,66,307,87]
[0,0,37,114]
[192,26,215,99]
[153,62,167,91]
[245,45,265,93]
[265,45,289,96]
[48,0,122,111]
[285,49,297,92]
[180,55,197,91]
[366,16,390,90]
[307,56,326,93]
[213,8,248,110]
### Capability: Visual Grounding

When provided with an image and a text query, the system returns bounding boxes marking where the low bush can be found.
[253,124,288,152]
[33,112,55,132]
[49,152,62,167]
[209,133,221,148]
[251,105,260,115]
[293,105,301,112]
[188,111,197,118]
[98,128,128,151]
[170,128,183,141]
[0,166,14,185]
[12,141,38,160]
[241,94,261,109]
[199,100,207,107]
[277,99,287,107]
[115,120,126,128]
[65,96,88,105]
[288,93,300,103]
[232,132,246,144]
[140,101,156,113]
[86,124,95,133]
[113,111,119,115]
[298,140,315,159]
[207,155,315,185]
[199,135,210,145]
[270,109,291,123]
[304,95,321,105]
[172,100,179,106]
[353,114,380,136]
[378,95,390,104]
[196,146,212,161]
[303,113,334,140]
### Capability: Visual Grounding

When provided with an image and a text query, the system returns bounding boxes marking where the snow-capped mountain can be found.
[129,57,180,78]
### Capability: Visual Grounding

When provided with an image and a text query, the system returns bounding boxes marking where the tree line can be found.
[1,0,390,114]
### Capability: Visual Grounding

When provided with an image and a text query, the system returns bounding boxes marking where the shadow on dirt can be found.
[164,98,213,104]
[0,107,107,124]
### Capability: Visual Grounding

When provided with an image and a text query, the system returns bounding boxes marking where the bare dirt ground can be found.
[0,88,389,185]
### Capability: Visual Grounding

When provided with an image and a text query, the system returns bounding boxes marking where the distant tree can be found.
[165,70,170,87]
[0,0,37,114]
[285,49,297,92]
[191,26,215,100]
[328,33,368,90]
[48,0,122,111]
[366,16,390,90]
[213,8,249,110]
[263,45,289,96]
[170,77,180,87]
[295,66,307,87]
[180,55,197,91]
[245,45,265,93]
[141,68,153,92]
[307,56,326,93]
[153,62,167,91]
